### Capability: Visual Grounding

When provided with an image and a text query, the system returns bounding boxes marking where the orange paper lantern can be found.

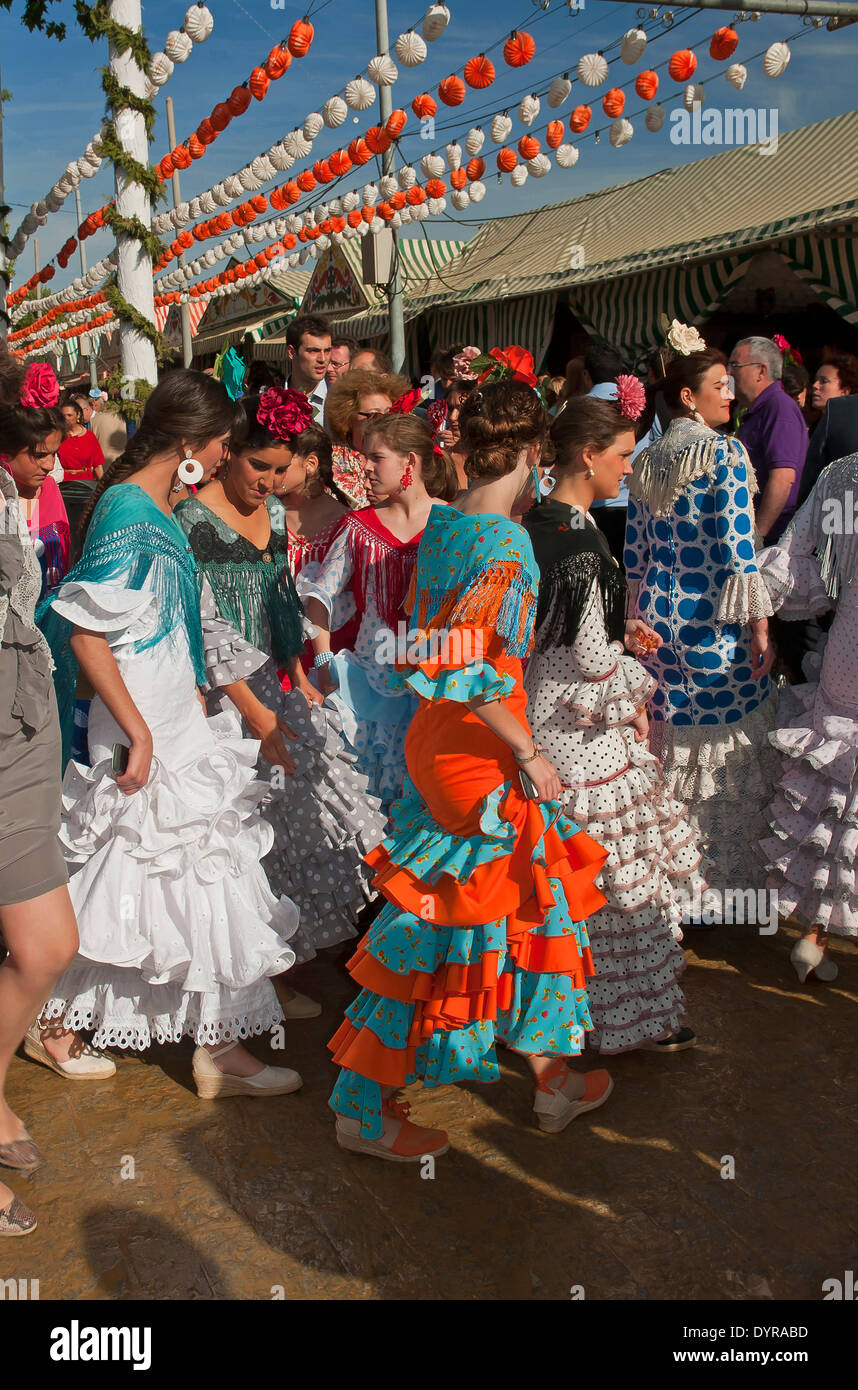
[188,134,206,159]
[391,190,406,210]
[172,144,192,169]
[377,201,395,221]
[365,126,392,154]
[412,93,437,119]
[283,181,300,204]
[710,27,738,61]
[602,88,625,118]
[297,170,317,193]
[635,70,658,101]
[266,45,292,79]
[503,31,535,68]
[329,150,353,176]
[464,54,496,90]
[546,120,564,149]
[313,159,334,183]
[450,167,467,190]
[425,178,446,198]
[466,157,485,181]
[406,185,426,205]
[518,134,540,160]
[347,209,363,228]
[569,105,592,133]
[361,205,375,224]
[228,86,251,116]
[438,75,466,106]
[668,49,697,82]
[348,138,372,166]
[386,109,407,137]
[288,18,314,58]
[249,67,270,101]
[251,194,267,214]
[197,117,216,145]
[210,102,232,132]
[496,147,517,173]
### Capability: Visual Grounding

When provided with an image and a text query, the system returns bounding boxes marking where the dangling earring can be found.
[178,448,204,486]
[585,465,595,479]
[538,469,556,497]
[400,465,413,490]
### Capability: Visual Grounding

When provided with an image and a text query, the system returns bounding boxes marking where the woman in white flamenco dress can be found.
[29,372,304,1098]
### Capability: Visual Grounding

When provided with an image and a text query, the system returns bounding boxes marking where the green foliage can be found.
[0,0,67,40]
[102,364,154,423]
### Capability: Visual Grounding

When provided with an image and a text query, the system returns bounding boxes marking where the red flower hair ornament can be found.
[256,387,313,441]
[614,374,646,422]
[20,362,60,409]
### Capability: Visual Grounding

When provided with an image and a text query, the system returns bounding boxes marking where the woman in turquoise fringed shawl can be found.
[29,372,307,1102]
[176,390,386,994]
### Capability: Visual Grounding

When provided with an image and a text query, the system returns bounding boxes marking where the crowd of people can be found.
[1,308,857,1232]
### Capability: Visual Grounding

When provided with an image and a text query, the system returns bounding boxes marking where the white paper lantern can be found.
[683,84,704,112]
[174,201,191,226]
[343,190,360,212]
[148,52,174,86]
[445,142,462,170]
[763,41,790,78]
[395,30,427,66]
[211,183,229,206]
[362,183,379,205]
[519,94,540,126]
[357,220,371,236]
[555,143,579,169]
[421,153,445,179]
[577,53,609,87]
[422,5,450,42]
[283,130,312,159]
[224,174,244,198]
[451,189,471,211]
[510,165,528,188]
[644,103,666,132]
[368,54,397,87]
[609,117,634,147]
[726,63,747,90]
[528,153,551,178]
[252,155,275,182]
[203,248,218,267]
[548,76,572,109]
[620,28,647,65]
[65,161,82,184]
[398,165,417,189]
[379,175,398,199]
[428,197,446,216]
[345,77,375,111]
[322,96,347,129]
[465,127,485,157]
[269,144,294,171]
[45,191,63,213]
[328,198,343,217]
[490,113,513,144]
[303,112,324,141]
[165,30,193,63]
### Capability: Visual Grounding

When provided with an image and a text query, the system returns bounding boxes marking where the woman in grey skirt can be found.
[0,361,79,1236]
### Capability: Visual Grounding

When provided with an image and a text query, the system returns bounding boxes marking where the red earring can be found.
[400,465,413,489]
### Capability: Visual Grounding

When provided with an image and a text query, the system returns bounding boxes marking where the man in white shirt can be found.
[285,314,332,425]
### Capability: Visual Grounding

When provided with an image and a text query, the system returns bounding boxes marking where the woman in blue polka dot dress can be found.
[625,346,780,895]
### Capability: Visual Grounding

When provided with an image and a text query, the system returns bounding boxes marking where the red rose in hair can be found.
[389,386,423,415]
[20,362,60,409]
[478,345,538,388]
[256,386,313,440]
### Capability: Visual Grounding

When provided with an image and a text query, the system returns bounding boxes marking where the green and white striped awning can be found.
[778,231,858,326]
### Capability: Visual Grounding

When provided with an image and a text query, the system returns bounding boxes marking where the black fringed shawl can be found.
[524,499,627,653]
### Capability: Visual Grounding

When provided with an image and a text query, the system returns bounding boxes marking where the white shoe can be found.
[790,938,838,983]
[192,1043,302,1099]
[24,1023,116,1080]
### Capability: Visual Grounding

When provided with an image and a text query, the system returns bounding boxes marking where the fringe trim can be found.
[533,552,626,652]
[414,561,537,660]
[630,434,757,518]
[347,517,420,633]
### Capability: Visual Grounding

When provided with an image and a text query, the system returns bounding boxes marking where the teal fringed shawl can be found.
[175,494,305,666]
[37,483,206,767]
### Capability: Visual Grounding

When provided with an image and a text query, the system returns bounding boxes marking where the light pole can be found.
[374,0,405,373]
[165,96,193,368]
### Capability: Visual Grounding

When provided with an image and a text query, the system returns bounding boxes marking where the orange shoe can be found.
[335,1096,450,1162]
[533,1059,613,1133]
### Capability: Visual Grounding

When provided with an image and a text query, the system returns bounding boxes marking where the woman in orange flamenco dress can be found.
[329,376,614,1161]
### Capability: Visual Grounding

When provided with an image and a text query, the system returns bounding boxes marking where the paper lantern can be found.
[446,142,462,169]
[421,153,445,179]
[172,144,192,169]
[469,181,486,203]
[148,52,174,86]
[297,171,317,194]
[518,135,540,161]
[684,83,705,111]
[503,31,535,68]
[348,138,372,166]
[529,154,551,178]
[450,167,467,190]
[609,118,634,148]
[165,30,193,62]
[548,76,572,109]
[569,105,592,133]
[668,50,697,82]
[266,45,291,79]
[188,134,205,159]
[621,28,647,65]
[577,53,608,87]
[345,77,375,111]
[185,5,214,42]
[397,166,416,190]
[464,55,495,89]
[160,155,175,180]
[425,178,446,199]
[288,19,314,57]
[490,113,512,144]
[763,42,790,78]
[228,86,251,116]
[422,5,450,42]
[386,109,407,137]
[451,190,470,212]
[368,54,398,87]
[396,30,427,66]
[406,185,426,205]
[412,92,436,119]
[365,126,392,155]
[510,165,527,188]
[519,94,540,126]
[635,70,658,101]
[496,148,517,173]
[555,143,579,169]
[644,102,666,132]
[196,117,216,145]
[466,157,485,181]
[465,127,485,156]
[283,130,312,159]
[710,27,738,61]
[314,160,334,184]
[322,96,347,128]
[329,150,353,177]
[210,102,231,131]
[546,121,564,150]
[439,75,466,106]
[726,63,747,90]
[602,88,625,118]
[249,67,270,101]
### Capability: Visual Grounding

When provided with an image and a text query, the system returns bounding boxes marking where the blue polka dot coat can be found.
[624,419,773,728]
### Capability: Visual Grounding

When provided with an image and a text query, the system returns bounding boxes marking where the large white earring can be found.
[538,470,556,496]
[178,449,204,485]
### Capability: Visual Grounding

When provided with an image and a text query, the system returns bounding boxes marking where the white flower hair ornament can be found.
[666,318,707,356]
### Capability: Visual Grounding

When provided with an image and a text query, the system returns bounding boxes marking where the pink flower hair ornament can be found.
[452,346,481,381]
[256,387,313,441]
[20,362,60,410]
[614,374,646,422]
[773,333,804,368]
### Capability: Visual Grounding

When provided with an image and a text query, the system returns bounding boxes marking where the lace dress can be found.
[176,495,387,962]
[625,417,780,892]
[38,483,299,1049]
[524,501,699,1052]
[757,454,858,936]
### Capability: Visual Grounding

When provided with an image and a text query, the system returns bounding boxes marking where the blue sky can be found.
[2,0,857,287]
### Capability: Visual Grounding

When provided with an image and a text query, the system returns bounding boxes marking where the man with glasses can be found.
[730,336,808,545]
[285,313,332,424]
[326,337,356,387]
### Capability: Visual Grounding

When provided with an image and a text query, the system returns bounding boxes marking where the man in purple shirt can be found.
[731,336,808,543]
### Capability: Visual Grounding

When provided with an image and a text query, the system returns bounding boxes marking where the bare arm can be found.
[303,596,335,695]
[469,695,562,801]
[756,468,795,543]
[217,677,298,774]
[70,629,152,795]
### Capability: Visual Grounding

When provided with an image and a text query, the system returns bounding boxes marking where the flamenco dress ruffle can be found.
[328,641,607,1139]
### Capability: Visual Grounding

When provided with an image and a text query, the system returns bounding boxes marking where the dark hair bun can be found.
[458,379,547,480]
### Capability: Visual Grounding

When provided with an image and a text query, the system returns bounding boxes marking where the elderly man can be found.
[731,336,808,545]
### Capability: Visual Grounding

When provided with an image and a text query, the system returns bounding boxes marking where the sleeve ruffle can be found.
[389,653,514,705]
[198,576,268,687]
[51,579,158,647]
[560,649,655,727]
[756,544,832,619]
[717,570,775,624]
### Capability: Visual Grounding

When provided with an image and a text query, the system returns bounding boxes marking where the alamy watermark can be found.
[670,103,778,156]
[821,491,858,534]
[374,622,486,668]
[676,885,779,933]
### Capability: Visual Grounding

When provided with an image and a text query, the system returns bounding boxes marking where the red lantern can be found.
[668,49,697,81]
[227,86,251,117]
[635,71,658,101]
[464,55,496,89]
[438,75,466,106]
[602,88,625,118]
[503,31,535,67]
[249,67,270,101]
[710,27,738,61]
[569,105,592,133]
[210,102,232,132]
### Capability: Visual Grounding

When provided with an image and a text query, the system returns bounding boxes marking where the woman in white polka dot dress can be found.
[625,346,779,897]
[525,391,701,1053]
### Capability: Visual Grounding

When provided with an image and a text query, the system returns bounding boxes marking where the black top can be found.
[524,498,627,652]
